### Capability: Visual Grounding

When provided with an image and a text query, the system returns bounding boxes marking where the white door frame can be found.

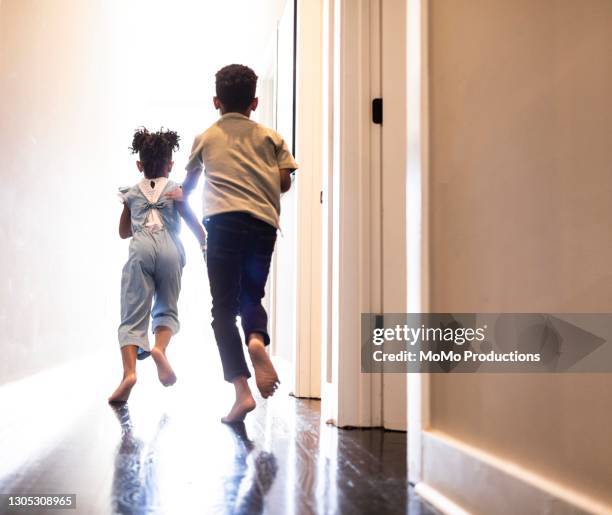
[405,0,431,485]
[269,0,299,380]
[268,0,324,399]
[380,0,409,431]
[293,0,324,399]
[320,0,381,427]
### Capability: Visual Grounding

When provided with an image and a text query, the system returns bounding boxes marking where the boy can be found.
[178,64,298,423]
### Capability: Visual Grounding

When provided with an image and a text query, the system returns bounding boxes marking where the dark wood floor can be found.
[0,348,439,515]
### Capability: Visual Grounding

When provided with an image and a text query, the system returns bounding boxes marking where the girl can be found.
[109,128,206,404]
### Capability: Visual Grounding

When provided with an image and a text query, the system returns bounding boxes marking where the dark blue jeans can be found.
[204,212,277,382]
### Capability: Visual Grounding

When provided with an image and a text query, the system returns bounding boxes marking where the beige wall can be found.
[428,0,612,507]
[0,1,120,384]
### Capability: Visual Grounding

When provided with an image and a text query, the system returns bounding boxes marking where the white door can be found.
[319,0,408,430]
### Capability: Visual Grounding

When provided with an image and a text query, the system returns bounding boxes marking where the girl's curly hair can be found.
[130,127,180,178]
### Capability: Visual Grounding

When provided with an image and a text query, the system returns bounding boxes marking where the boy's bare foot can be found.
[221,393,256,424]
[108,373,137,404]
[248,339,280,398]
[151,347,177,386]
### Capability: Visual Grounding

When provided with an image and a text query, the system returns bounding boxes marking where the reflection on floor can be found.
[0,348,439,514]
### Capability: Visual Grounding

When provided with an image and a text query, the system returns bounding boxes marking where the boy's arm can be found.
[182,135,205,196]
[165,136,203,201]
[181,168,202,197]
[280,169,292,193]
[274,134,298,193]
[176,201,206,246]
[119,204,132,239]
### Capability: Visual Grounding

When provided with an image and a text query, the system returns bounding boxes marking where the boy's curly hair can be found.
[215,64,258,113]
[130,127,180,179]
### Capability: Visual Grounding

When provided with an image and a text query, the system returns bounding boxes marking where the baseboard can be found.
[417,430,611,515]
[414,482,471,515]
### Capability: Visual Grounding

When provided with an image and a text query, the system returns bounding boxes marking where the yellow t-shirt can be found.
[186,113,299,229]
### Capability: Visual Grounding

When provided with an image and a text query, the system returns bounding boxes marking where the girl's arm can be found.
[175,201,206,246]
[119,204,132,239]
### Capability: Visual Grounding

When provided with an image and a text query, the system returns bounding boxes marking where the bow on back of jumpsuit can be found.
[132,200,169,233]
[144,200,167,211]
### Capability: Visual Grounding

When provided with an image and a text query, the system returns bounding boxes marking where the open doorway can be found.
[0,0,295,407]
[106,0,296,383]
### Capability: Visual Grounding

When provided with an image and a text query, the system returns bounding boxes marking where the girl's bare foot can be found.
[247,338,280,399]
[221,394,256,424]
[151,347,177,386]
[108,373,137,404]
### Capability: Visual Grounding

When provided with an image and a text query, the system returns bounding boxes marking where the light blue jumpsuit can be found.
[118,180,186,352]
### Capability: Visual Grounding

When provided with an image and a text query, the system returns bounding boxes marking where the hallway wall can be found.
[425,0,612,510]
[0,1,119,385]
